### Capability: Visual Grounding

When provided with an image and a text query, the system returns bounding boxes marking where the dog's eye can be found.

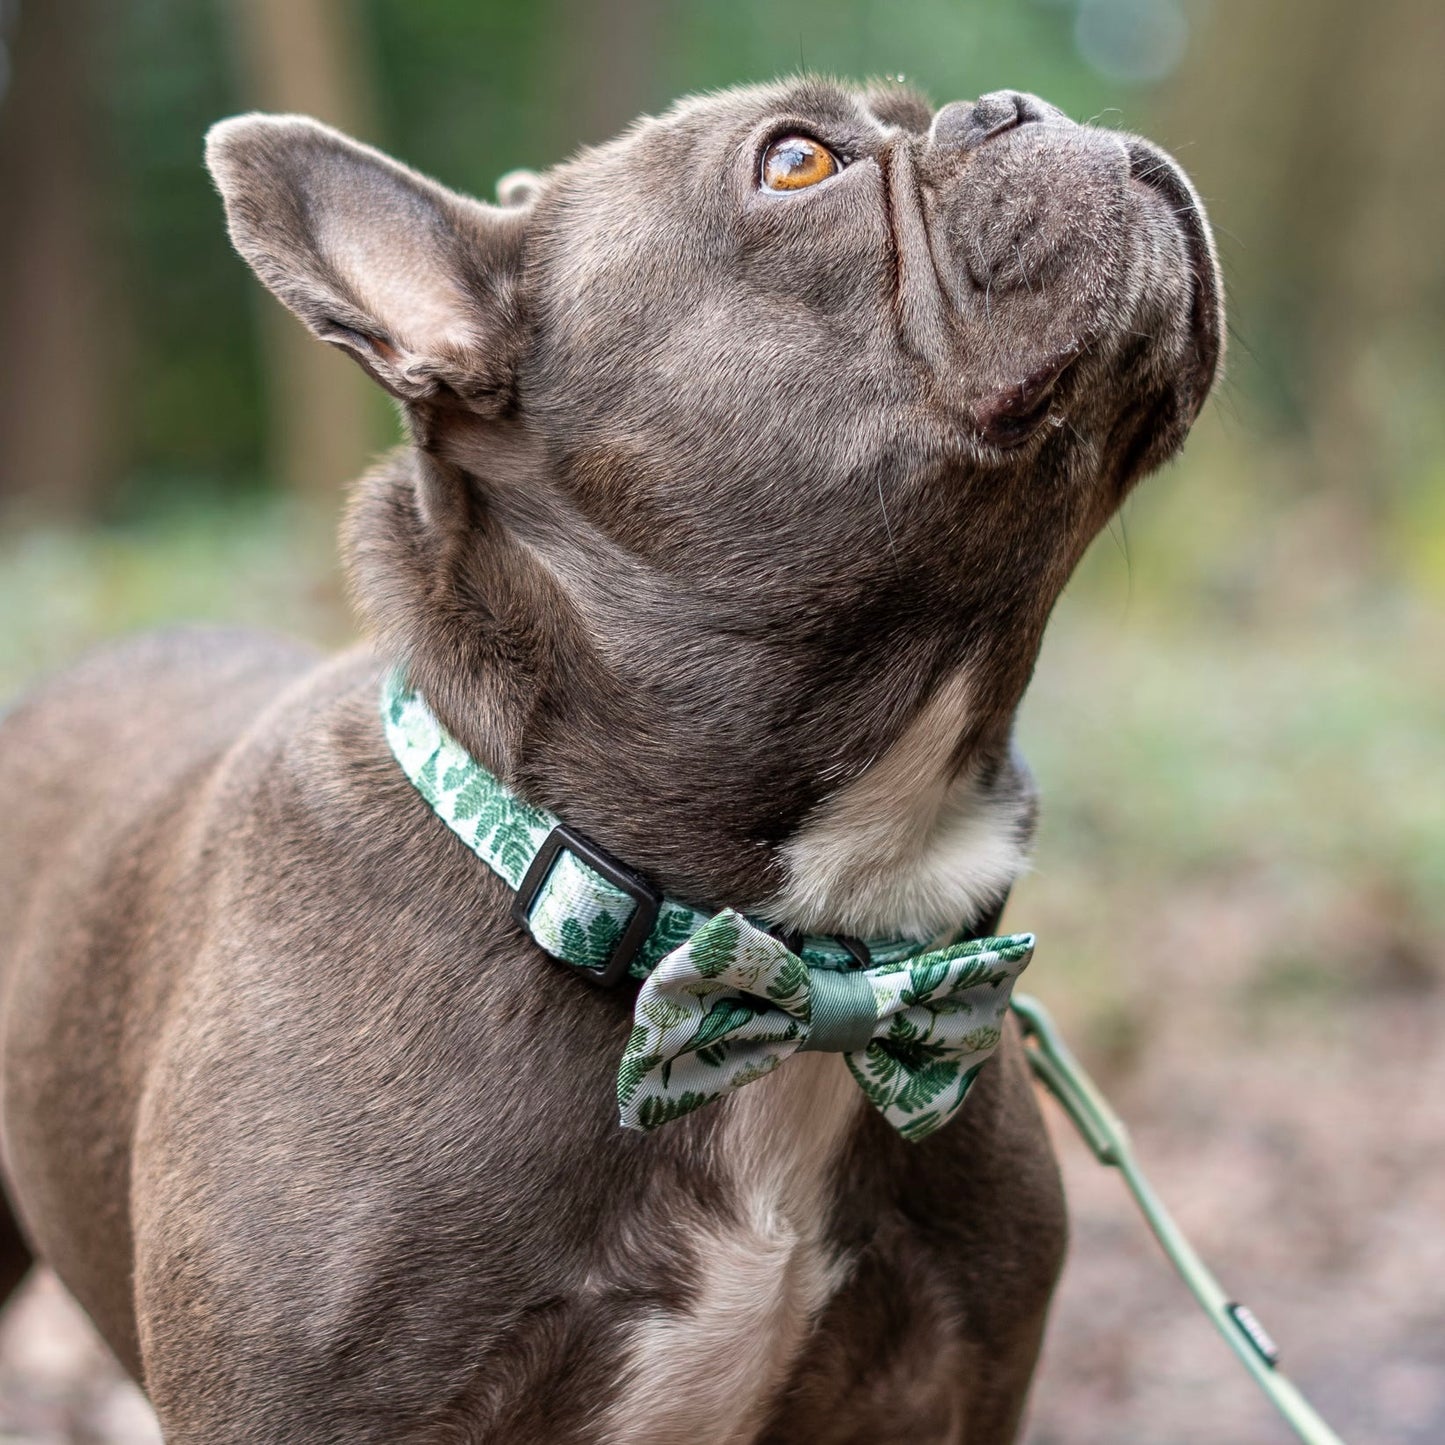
[760,135,839,191]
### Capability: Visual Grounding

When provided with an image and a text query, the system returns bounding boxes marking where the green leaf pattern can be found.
[385,679,552,889]
[383,673,714,981]
[620,909,1033,1140]
[617,912,813,1131]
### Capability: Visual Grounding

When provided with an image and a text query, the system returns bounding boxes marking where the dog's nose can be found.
[931,91,1069,157]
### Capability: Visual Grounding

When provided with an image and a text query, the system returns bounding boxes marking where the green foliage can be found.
[689,914,743,980]
[764,949,808,1002]
[97,0,265,509]
[557,912,624,972]
[691,998,765,1053]
[616,1032,661,1108]
[902,958,953,1003]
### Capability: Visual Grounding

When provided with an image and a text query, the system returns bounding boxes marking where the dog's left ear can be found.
[206,114,528,412]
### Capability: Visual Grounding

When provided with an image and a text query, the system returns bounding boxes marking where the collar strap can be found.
[382,673,933,986]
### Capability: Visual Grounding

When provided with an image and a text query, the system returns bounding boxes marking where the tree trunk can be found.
[0,0,114,518]
[223,0,385,505]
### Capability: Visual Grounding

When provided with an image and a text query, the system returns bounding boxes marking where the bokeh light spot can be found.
[1074,0,1189,85]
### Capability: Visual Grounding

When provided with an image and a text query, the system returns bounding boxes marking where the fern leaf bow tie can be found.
[620,910,1033,1140]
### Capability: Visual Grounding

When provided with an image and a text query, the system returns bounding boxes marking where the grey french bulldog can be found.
[0,78,1220,1443]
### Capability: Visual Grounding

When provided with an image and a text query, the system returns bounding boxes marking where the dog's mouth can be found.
[929,106,1222,454]
[1124,136,1224,418]
[973,343,1083,450]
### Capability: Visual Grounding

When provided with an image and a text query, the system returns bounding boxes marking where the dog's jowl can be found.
[0,80,1221,1443]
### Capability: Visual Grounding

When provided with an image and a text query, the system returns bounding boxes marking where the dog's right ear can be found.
[206,114,528,413]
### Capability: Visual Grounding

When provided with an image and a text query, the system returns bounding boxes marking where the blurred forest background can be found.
[0,1,1442,1442]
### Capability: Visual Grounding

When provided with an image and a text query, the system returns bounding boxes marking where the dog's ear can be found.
[206,114,527,411]
[495,169,541,208]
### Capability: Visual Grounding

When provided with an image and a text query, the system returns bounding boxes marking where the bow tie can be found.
[382,672,1033,1140]
[621,910,1032,1138]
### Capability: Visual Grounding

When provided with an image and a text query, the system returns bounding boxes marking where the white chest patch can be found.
[597,1053,860,1445]
[767,670,1035,941]
[597,669,1032,1442]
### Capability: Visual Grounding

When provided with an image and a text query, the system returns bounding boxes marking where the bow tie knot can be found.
[619,910,1033,1140]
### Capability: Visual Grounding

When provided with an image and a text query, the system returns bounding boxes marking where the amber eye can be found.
[760,134,839,191]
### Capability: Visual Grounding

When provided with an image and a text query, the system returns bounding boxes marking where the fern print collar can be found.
[381,671,1035,1139]
[382,671,935,984]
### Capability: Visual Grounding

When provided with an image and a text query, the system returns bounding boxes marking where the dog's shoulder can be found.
[0,624,318,763]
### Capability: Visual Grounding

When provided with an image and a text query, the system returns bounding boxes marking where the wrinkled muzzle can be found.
[921,90,1222,452]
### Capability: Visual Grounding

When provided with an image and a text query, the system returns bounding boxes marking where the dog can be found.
[0,78,1220,1442]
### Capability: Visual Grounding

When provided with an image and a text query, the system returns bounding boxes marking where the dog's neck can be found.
[770,669,1036,939]
[346,446,1039,938]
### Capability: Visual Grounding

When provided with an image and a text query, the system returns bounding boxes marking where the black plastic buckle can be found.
[511,823,662,988]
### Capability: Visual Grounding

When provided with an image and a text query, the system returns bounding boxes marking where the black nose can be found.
[931,90,1069,156]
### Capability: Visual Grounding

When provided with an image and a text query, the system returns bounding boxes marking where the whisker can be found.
[970,238,996,329]
[875,474,903,578]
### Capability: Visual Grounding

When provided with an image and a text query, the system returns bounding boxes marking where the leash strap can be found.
[1011,994,1348,1445]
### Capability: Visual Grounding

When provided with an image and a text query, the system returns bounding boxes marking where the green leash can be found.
[1012,994,1347,1445]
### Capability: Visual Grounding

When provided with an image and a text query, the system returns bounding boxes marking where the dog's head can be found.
[208,79,1221,924]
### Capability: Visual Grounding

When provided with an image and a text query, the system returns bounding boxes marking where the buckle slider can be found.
[511,824,662,988]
